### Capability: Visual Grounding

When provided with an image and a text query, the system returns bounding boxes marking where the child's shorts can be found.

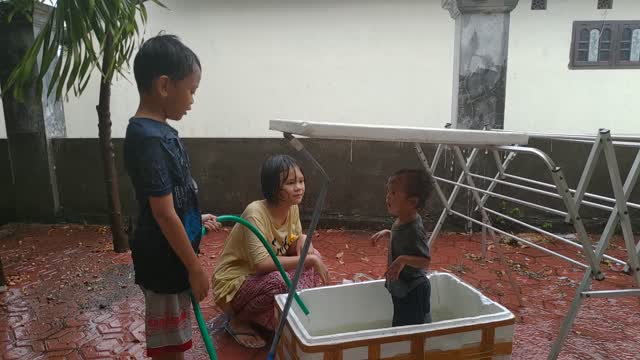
[391,280,432,327]
[141,286,193,357]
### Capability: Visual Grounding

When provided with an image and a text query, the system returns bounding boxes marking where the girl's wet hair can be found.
[261,155,304,205]
[133,34,201,93]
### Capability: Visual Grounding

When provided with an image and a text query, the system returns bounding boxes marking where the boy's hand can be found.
[370,229,391,246]
[385,256,406,281]
[202,214,222,232]
[189,264,210,302]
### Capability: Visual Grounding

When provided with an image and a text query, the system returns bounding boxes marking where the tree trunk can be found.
[97,30,128,253]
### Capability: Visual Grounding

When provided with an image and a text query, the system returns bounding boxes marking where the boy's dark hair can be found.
[393,169,433,209]
[133,34,201,93]
[261,155,304,205]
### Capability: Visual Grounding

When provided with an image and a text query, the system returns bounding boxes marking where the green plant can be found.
[3,0,165,252]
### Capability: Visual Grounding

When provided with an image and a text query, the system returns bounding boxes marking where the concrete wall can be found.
[49,137,640,231]
[505,0,640,134]
[52,138,437,228]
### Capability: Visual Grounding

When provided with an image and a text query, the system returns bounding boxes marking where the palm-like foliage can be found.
[4,0,164,100]
[2,0,165,252]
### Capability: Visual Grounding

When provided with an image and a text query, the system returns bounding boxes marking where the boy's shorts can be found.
[141,286,193,357]
[391,281,432,327]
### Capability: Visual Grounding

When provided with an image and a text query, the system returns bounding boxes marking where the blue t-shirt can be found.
[124,118,202,294]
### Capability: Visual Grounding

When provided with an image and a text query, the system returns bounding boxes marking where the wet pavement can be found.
[0,224,638,359]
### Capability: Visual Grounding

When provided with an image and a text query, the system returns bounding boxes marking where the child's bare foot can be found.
[225,317,266,349]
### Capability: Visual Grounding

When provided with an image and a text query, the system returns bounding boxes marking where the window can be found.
[570,21,640,69]
[531,0,546,10]
[597,0,613,10]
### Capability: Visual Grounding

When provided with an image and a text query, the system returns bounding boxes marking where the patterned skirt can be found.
[230,268,322,330]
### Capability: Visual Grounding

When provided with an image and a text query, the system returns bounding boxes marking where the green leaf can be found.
[139,4,148,23]
[5,0,167,101]
[47,52,64,96]
[149,0,168,10]
[55,50,73,98]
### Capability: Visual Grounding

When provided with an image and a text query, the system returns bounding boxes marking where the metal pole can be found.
[415,144,450,213]
[483,207,626,266]
[536,138,640,148]
[470,173,613,212]
[448,209,587,269]
[582,289,640,298]
[549,168,602,279]
[549,134,640,360]
[415,146,480,247]
[452,147,523,306]
[601,133,640,287]
[481,219,487,260]
[495,146,559,171]
[547,271,592,360]
[492,150,507,178]
[268,134,330,360]
[476,151,517,210]
[525,131,640,142]
[436,176,569,217]
[430,143,444,172]
[504,173,640,211]
[570,131,604,221]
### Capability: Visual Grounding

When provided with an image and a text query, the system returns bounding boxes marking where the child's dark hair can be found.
[133,34,201,93]
[393,169,433,209]
[261,155,304,205]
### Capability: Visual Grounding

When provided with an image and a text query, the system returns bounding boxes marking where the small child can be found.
[123,34,220,359]
[371,169,433,326]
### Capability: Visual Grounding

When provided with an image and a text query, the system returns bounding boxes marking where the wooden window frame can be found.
[597,0,613,10]
[531,0,547,10]
[569,20,640,70]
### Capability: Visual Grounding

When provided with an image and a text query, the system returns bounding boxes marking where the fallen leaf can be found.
[336,251,344,259]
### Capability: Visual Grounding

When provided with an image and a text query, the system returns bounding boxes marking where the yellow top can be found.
[212,200,302,309]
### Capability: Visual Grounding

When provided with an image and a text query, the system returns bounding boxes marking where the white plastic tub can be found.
[274,272,514,360]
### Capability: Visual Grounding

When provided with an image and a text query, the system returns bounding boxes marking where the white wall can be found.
[3,0,638,140]
[0,98,5,138]
[505,0,640,135]
[63,0,455,138]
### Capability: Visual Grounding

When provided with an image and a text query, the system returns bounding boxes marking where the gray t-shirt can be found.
[385,216,431,298]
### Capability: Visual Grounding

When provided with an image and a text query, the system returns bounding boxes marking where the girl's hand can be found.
[370,229,391,246]
[202,214,222,232]
[385,256,406,281]
[309,255,330,285]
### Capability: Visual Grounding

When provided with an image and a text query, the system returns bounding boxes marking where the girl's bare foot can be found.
[225,317,266,348]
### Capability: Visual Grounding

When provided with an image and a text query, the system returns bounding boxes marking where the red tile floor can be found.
[0,224,638,359]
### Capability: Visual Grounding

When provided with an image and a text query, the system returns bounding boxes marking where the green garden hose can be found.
[190,291,218,360]
[195,215,311,359]
[209,215,310,315]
